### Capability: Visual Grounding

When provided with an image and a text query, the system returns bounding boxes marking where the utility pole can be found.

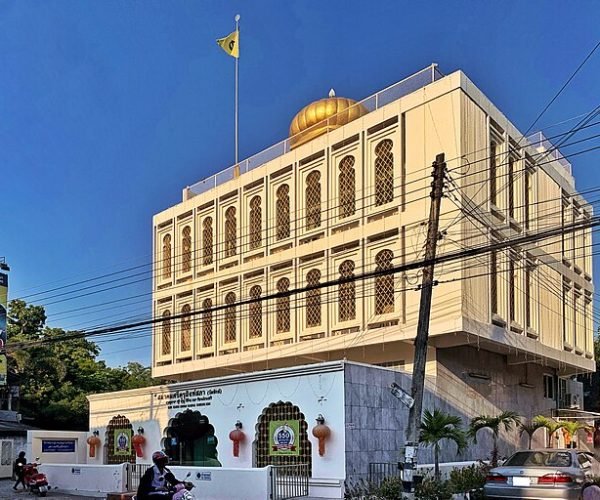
[402,153,446,493]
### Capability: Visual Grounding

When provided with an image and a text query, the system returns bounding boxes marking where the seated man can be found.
[137,451,182,499]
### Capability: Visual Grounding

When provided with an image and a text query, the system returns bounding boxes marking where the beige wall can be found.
[151,70,594,380]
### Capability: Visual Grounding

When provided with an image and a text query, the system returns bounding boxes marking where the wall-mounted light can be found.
[467,372,491,381]
[229,420,245,457]
[312,414,331,457]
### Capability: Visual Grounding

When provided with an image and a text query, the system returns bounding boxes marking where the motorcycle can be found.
[172,480,196,500]
[23,460,49,497]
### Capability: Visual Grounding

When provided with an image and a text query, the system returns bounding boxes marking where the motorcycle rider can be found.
[137,451,183,499]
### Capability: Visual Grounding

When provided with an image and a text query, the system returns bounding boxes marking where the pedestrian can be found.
[13,451,27,491]
[583,482,600,500]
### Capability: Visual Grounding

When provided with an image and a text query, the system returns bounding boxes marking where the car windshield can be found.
[503,451,572,467]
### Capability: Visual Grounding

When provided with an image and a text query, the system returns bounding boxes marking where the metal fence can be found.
[270,463,310,499]
[125,463,147,492]
[368,462,402,487]
[188,64,444,197]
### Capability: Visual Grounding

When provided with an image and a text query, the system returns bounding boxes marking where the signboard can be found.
[0,356,7,387]
[269,420,300,456]
[0,272,7,355]
[42,440,76,453]
[114,429,132,456]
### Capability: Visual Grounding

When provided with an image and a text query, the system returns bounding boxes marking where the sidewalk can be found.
[0,479,97,499]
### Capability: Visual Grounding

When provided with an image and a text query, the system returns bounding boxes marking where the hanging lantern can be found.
[229,421,245,457]
[132,427,146,458]
[87,431,101,458]
[312,414,331,457]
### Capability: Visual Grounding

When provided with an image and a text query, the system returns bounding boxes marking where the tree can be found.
[519,419,545,449]
[532,416,564,448]
[420,409,467,481]
[469,411,521,467]
[559,420,589,448]
[6,299,159,430]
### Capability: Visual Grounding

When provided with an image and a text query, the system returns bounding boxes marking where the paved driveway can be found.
[0,480,98,499]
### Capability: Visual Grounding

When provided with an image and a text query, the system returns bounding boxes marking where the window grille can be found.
[276,277,291,333]
[306,269,321,327]
[202,298,213,348]
[161,310,171,355]
[225,207,237,257]
[374,250,394,314]
[338,260,356,321]
[162,234,172,280]
[305,171,321,230]
[254,402,312,474]
[276,184,290,240]
[225,292,237,343]
[338,156,356,219]
[490,251,498,315]
[181,226,192,273]
[181,304,191,351]
[374,139,394,206]
[249,196,262,250]
[249,285,262,339]
[202,217,213,265]
[490,142,497,206]
[508,157,515,219]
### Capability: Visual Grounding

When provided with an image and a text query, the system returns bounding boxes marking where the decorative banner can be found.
[269,420,300,456]
[42,440,76,453]
[0,272,7,353]
[0,355,7,386]
[114,428,132,456]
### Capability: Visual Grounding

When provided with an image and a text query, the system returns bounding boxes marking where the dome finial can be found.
[328,88,335,98]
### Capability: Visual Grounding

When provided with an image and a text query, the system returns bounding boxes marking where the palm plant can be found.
[469,411,521,467]
[519,419,545,449]
[560,420,589,448]
[532,416,564,448]
[419,409,467,481]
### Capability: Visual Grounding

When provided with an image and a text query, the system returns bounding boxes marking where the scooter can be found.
[172,480,196,500]
[23,460,49,497]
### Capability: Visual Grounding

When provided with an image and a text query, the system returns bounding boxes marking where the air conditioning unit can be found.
[567,393,581,409]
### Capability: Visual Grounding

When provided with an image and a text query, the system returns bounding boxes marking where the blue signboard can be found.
[42,440,76,453]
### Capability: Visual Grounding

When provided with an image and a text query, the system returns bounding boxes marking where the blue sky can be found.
[1,1,599,367]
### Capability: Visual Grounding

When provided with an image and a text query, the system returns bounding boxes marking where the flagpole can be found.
[234,14,240,165]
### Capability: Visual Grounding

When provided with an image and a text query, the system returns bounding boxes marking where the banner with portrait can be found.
[269,420,300,456]
[114,428,132,456]
[0,272,7,353]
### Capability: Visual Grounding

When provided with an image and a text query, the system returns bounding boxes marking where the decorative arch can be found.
[162,234,172,279]
[338,155,356,219]
[163,409,221,467]
[105,415,136,464]
[225,207,237,257]
[374,139,394,206]
[253,401,311,474]
[181,226,192,273]
[276,184,290,240]
[338,260,356,321]
[305,171,321,230]
[249,196,262,250]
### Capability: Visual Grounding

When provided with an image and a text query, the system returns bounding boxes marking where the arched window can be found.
[276,277,291,333]
[202,298,213,348]
[224,292,237,342]
[181,304,191,351]
[162,234,172,280]
[249,196,262,250]
[181,226,192,273]
[276,184,290,240]
[161,310,171,355]
[338,260,356,322]
[249,285,262,338]
[375,249,395,314]
[305,171,321,230]
[375,139,394,206]
[306,269,321,327]
[225,207,237,257]
[339,156,356,219]
[202,217,213,265]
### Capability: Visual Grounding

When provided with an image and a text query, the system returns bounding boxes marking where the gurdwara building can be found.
[85,65,595,498]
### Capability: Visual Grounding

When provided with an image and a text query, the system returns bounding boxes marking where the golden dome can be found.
[289,89,368,149]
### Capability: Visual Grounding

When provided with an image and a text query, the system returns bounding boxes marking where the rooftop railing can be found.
[527,131,573,175]
[187,64,444,197]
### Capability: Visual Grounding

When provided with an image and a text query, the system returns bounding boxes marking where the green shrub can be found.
[414,478,452,500]
[448,464,486,494]
[374,476,404,500]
